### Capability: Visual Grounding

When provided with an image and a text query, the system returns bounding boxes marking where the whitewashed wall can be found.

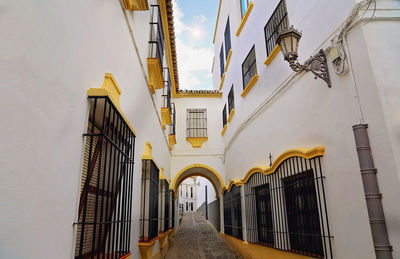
[212,0,400,258]
[0,0,172,258]
[196,177,217,209]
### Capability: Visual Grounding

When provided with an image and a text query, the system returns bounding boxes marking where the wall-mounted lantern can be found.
[276,26,331,88]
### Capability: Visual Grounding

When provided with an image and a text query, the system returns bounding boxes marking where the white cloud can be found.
[193,15,208,23]
[172,1,214,90]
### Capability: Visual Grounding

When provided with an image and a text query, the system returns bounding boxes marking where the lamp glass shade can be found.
[276,26,302,57]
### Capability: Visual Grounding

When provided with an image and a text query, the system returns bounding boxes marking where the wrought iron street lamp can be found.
[276,26,331,88]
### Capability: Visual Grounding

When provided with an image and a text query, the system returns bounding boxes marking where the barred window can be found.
[220,45,225,78]
[187,109,207,138]
[224,17,231,58]
[169,190,176,229]
[240,0,251,17]
[243,156,333,258]
[75,96,136,258]
[159,179,170,233]
[149,5,165,66]
[264,0,289,57]
[242,45,257,89]
[228,86,235,114]
[139,160,159,242]
[222,104,227,128]
[223,185,243,240]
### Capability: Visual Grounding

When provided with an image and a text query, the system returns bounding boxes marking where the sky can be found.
[172,0,219,90]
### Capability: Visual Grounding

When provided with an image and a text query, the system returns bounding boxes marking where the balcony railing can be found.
[169,103,176,136]
[149,5,165,69]
[162,68,171,110]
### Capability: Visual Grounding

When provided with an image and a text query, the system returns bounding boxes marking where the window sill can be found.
[186,137,208,148]
[161,107,172,125]
[224,49,233,72]
[236,1,254,36]
[138,239,157,259]
[227,108,235,123]
[147,58,164,93]
[264,45,280,66]
[219,73,226,91]
[123,0,149,10]
[169,134,176,148]
[221,124,228,136]
[240,74,259,97]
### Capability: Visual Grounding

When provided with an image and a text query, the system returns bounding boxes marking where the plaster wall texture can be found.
[0,0,172,258]
[211,0,400,258]
[196,177,217,209]
[197,199,221,231]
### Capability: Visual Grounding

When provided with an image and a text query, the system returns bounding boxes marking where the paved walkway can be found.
[165,212,242,259]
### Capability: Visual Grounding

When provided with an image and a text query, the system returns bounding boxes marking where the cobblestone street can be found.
[165,212,242,259]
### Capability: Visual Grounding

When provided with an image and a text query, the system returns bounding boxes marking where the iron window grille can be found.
[139,159,159,242]
[75,96,136,259]
[168,103,176,135]
[242,45,257,89]
[228,86,235,114]
[223,185,243,240]
[243,156,333,258]
[159,179,170,233]
[264,0,289,57]
[186,109,207,138]
[220,44,225,78]
[169,190,175,229]
[149,5,165,69]
[222,104,227,128]
[240,0,251,17]
[224,17,231,59]
[162,68,171,110]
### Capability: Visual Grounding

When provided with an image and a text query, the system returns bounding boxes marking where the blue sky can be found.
[172,0,219,90]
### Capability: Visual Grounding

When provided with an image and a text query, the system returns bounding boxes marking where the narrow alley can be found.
[165,213,242,259]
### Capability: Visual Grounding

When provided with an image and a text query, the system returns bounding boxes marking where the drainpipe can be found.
[352,124,393,259]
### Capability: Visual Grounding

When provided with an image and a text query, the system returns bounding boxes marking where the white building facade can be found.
[1,0,400,259]
[178,177,198,213]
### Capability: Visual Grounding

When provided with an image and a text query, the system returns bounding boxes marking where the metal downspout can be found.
[352,124,393,259]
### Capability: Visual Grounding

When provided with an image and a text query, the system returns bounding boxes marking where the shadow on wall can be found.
[197,199,220,231]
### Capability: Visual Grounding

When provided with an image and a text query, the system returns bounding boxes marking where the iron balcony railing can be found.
[162,67,171,110]
[169,103,176,136]
[75,96,136,259]
[149,5,165,69]
[243,156,333,258]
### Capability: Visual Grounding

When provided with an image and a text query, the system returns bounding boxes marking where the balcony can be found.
[147,5,165,94]
[161,68,172,128]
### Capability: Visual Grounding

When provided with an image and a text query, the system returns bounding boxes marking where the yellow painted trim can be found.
[87,73,136,135]
[240,74,259,97]
[227,108,235,123]
[264,45,281,66]
[138,240,156,259]
[236,1,254,36]
[168,134,177,148]
[123,0,148,10]
[222,178,243,193]
[160,167,167,181]
[158,233,167,248]
[147,58,164,93]
[223,147,325,193]
[172,163,225,198]
[224,49,232,72]
[221,124,228,136]
[219,73,226,91]
[161,107,172,125]
[141,142,161,171]
[186,137,208,148]
[213,0,223,44]
[159,1,177,97]
[223,234,314,259]
[176,92,222,98]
